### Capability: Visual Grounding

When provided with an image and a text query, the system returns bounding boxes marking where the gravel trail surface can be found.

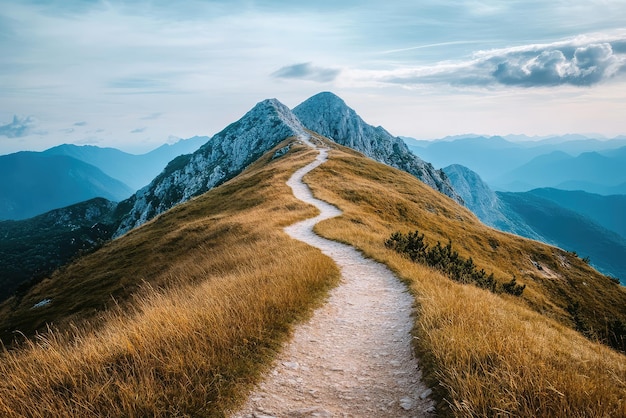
[231,137,434,417]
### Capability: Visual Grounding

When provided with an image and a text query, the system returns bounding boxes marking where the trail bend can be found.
[232,136,434,417]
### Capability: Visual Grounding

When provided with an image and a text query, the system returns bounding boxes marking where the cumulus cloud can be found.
[0,115,38,138]
[271,62,341,83]
[491,43,623,86]
[377,35,626,88]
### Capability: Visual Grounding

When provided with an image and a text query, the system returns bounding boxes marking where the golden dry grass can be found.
[0,140,340,417]
[1,133,625,417]
[305,137,626,417]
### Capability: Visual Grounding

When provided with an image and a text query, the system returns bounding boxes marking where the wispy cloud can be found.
[107,77,169,90]
[272,62,341,83]
[365,33,626,88]
[73,121,87,126]
[130,127,147,134]
[380,40,486,55]
[0,115,39,138]
[140,112,163,120]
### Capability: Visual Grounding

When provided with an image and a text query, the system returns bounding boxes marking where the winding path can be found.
[232,136,434,417]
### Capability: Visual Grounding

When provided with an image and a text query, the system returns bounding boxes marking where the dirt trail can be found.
[231,137,434,417]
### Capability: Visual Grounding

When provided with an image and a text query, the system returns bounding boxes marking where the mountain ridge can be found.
[0,152,132,220]
[0,129,624,417]
[43,136,207,190]
[294,92,462,204]
[114,93,464,237]
[114,98,306,236]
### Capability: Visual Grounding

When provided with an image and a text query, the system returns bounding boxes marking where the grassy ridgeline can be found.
[0,140,340,417]
[306,137,626,417]
[0,134,625,417]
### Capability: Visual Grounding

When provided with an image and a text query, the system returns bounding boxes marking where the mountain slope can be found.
[0,198,117,301]
[114,99,306,236]
[303,138,626,415]
[43,137,207,190]
[0,135,624,417]
[0,153,132,220]
[0,139,340,416]
[443,164,542,240]
[528,188,626,239]
[293,92,462,204]
[494,149,626,193]
[498,191,626,282]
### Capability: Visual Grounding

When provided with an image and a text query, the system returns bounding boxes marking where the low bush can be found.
[386,230,525,296]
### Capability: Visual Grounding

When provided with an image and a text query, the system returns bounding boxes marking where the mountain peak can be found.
[252,98,306,136]
[114,98,305,236]
[302,91,347,107]
[294,93,462,204]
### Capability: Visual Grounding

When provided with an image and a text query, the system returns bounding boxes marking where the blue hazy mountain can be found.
[43,136,207,190]
[404,136,626,192]
[0,153,133,220]
[493,148,626,193]
[497,191,626,283]
[444,164,626,283]
[527,188,626,240]
[442,164,543,240]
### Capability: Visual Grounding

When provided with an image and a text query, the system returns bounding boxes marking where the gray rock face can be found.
[113,92,464,238]
[293,92,463,204]
[443,164,542,240]
[114,99,306,236]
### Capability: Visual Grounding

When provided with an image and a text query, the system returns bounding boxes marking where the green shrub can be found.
[386,230,523,296]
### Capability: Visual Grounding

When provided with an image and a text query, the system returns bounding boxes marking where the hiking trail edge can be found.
[231,135,434,417]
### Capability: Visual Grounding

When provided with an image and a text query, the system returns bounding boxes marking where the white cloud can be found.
[344,32,626,88]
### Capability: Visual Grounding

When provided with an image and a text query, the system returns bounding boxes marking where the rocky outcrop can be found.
[114,99,306,236]
[443,164,542,239]
[293,92,462,204]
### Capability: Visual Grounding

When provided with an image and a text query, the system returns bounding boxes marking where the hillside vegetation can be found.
[305,136,626,416]
[0,139,340,416]
[0,198,117,302]
[0,136,624,416]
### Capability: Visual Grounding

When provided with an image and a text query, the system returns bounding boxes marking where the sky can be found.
[1,0,626,154]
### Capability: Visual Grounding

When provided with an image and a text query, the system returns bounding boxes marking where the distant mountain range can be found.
[43,136,208,190]
[0,137,206,221]
[0,152,132,220]
[444,164,626,283]
[405,135,626,195]
[494,150,626,194]
[0,92,462,300]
